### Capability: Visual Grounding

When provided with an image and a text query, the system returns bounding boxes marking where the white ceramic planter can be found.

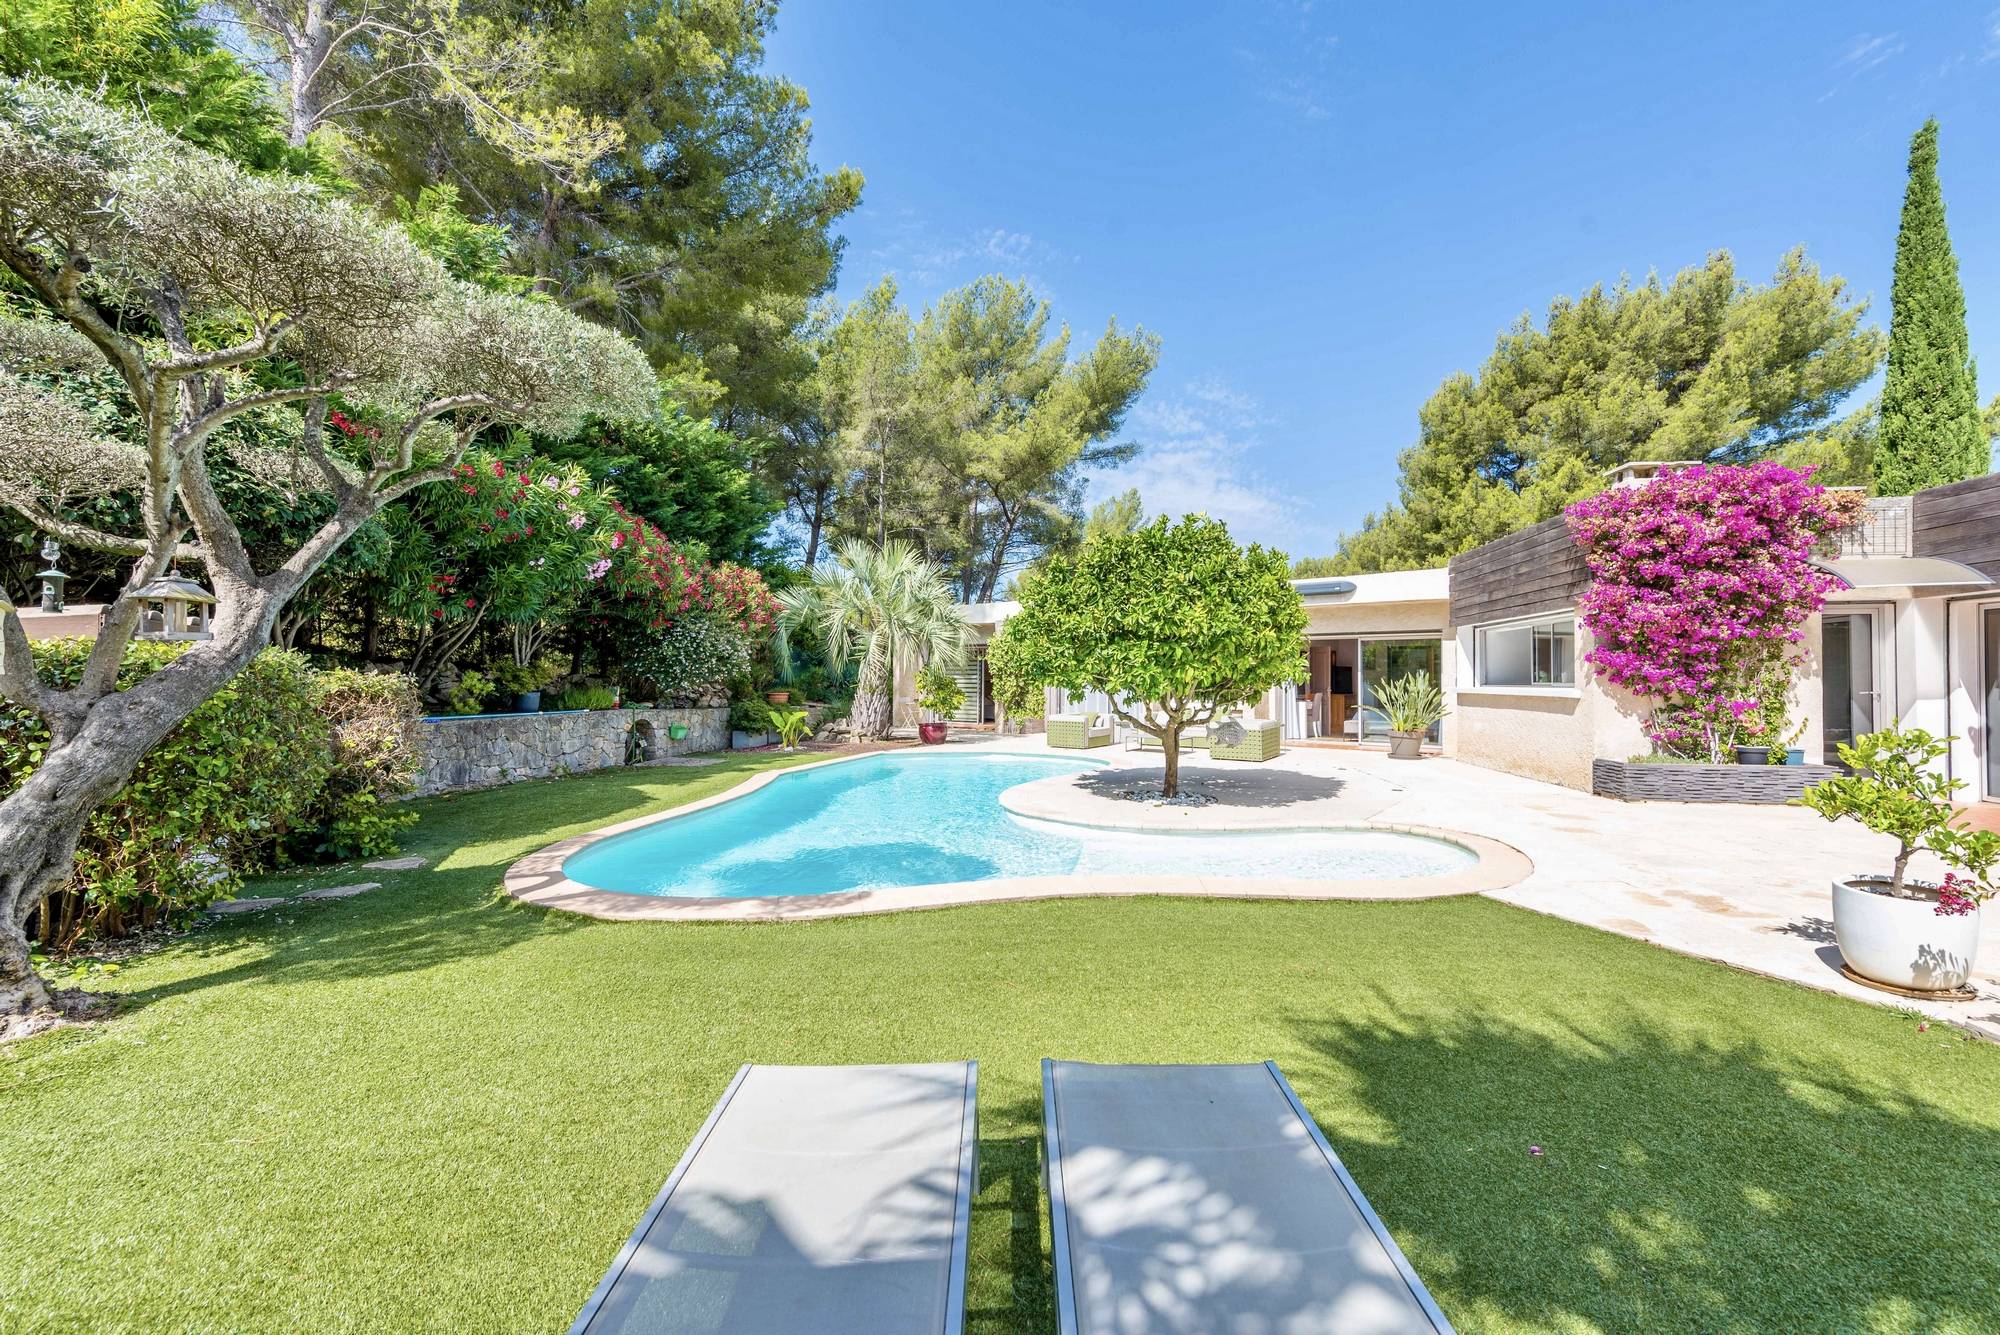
[1830,878,1982,993]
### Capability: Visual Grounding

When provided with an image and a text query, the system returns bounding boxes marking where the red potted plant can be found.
[915,664,964,744]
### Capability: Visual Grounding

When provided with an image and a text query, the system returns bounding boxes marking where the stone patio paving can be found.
[999,735,2000,1038]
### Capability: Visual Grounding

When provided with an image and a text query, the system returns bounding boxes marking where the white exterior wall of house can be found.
[1447,619,1653,790]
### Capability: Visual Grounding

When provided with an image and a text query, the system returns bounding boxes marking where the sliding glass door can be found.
[1358,638,1443,742]
[1821,611,1880,756]
[1984,607,1999,800]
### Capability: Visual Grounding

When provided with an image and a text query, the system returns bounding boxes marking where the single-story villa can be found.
[971,464,2000,808]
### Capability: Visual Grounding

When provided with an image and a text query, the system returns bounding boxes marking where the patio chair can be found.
[568,1062,979,1335]
[1047,712,1114,749]
[1210,717,1282,762]
[1041,1060,1454,1334]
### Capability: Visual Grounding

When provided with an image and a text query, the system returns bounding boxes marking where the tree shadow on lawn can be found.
[1284,1003,2000,1332]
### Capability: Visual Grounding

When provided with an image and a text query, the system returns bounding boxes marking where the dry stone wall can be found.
[413,707,728,796]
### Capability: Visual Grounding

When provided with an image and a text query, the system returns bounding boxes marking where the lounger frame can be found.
[569,1061,979,1335]
[1040,1058,1453,1335]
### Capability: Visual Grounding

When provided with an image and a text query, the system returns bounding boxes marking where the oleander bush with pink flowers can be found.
[1566,462,1862,762]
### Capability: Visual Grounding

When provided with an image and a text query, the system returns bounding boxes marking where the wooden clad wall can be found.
[1448,515,1590,627]
[1912,471,2000,578]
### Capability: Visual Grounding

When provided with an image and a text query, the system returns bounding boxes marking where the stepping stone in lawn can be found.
[299,882,381,901]
[361,855,426,871]
[207,897,287,915]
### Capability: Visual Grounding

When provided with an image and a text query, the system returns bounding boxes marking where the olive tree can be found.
[1003,515,1306,796]
[0,80,655,1022]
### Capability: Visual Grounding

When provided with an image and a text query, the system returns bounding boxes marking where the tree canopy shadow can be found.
[1282,1003,2000,1331]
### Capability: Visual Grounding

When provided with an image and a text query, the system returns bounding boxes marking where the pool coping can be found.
[500,746,1535,922]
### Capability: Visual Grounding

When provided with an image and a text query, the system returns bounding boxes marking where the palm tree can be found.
[777,540,970,740]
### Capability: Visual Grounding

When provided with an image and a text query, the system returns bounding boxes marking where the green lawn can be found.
[5,753,1999,1334]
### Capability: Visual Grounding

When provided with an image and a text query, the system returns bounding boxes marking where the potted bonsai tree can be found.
[915,664,966,744]
[1795,723,1997,994]
[1371,671,1446,760]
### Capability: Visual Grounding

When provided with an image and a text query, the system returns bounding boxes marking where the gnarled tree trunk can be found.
[1160,728,1182,798]
[2,592,279,1019]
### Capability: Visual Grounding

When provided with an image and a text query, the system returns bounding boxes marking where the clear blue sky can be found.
[765,1,2000,560]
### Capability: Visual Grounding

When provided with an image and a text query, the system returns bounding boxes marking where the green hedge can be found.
[0,640,421,948]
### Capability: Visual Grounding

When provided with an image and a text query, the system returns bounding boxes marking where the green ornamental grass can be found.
[4,753,1998,1334]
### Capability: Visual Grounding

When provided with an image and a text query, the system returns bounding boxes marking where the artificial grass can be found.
[4,753,1999,1334]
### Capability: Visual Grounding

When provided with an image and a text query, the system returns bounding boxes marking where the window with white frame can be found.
[1476,615,1576,687]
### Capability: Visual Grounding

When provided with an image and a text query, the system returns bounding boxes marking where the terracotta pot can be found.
[1832,877,1981,993]
[918,721,948,744]
[765,690,790,704]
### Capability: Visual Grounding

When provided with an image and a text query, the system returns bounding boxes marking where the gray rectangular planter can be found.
[1591,758,1840,804]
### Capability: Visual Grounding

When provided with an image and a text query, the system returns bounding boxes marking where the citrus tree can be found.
[0,80,654,1022]
[1002,515,1305,796]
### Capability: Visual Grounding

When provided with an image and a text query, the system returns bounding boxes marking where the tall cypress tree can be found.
[1876,119,1987,494]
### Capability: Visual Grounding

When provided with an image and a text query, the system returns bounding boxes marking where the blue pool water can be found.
[562,753,1477,899]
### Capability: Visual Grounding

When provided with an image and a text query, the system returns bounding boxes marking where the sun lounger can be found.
[1041,1060,1453,1334]
[568,1062,979,1335]
[1135,727,1209,750]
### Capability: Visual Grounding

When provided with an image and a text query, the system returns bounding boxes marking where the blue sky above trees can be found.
[768,0,2000,559]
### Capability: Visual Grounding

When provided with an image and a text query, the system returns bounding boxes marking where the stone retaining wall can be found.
[1591,758,1839,804]
[413,707,727,796]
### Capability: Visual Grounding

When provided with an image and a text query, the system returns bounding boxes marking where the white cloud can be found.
[858,214,1071,301]
[1836,32,1904,72]
[1090,379,1334,558]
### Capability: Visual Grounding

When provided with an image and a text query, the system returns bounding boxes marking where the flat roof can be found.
[1292,567,1449,605]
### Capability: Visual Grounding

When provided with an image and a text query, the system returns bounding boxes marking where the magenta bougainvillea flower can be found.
[1566,463,1860,757]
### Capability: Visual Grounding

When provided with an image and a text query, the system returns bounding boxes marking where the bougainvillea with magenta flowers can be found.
[1566,462,1861,760]
[600,499,778,637]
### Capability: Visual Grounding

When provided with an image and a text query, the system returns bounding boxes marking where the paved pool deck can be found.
[1027,736,1997,1038]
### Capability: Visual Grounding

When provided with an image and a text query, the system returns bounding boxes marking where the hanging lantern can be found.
[35,536,65,613]
[132,576,218,642]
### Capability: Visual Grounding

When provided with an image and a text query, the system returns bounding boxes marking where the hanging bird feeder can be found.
[133,575,218,642]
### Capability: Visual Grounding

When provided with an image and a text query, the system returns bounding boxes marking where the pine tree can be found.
[1876,119,1987,494]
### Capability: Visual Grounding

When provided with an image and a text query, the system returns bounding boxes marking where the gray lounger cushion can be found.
[1042,1060,1452,1334]
[570,1062,978,1335]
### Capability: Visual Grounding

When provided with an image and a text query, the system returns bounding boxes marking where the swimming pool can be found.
[560,752,1478,899]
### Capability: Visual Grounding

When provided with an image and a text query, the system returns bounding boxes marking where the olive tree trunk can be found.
[0,629,265,1014]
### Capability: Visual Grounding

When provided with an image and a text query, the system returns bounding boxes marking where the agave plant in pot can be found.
[1370,671,1447,760]
[1795,723,1998,995]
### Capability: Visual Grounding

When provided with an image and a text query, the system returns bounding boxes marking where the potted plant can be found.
[771,707,814,752]
[729,697,774,748]
[1795,723,1998,994]
[765,687,791,705]
[914,664,965,745]
[1371,671,1446,760]
[490,656,559,713]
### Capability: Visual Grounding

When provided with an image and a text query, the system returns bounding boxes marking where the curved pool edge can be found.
[501,744,1535,923]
